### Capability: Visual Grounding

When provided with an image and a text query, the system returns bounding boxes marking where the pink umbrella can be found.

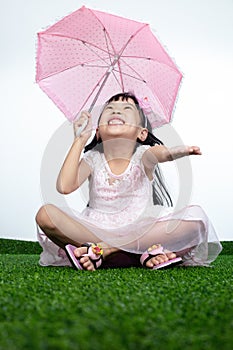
[36,6,182,129]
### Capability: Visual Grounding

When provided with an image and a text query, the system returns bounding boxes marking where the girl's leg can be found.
[36,204,98,248]
[36,204,119,270]
[36,205,202,269]
[118,219,205,267]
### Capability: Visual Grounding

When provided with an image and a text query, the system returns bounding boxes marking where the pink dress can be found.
[38,145,222,266]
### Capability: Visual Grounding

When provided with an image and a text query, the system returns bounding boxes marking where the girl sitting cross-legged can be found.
[36,92,222,271]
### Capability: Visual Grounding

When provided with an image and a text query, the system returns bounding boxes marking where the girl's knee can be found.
[35,204,57,229]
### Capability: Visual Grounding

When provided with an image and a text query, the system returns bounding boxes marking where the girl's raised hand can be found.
[187,146,202,155]
[169,145,202,160]
[73,111,92,140]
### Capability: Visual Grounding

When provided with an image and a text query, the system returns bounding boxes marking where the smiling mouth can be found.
[108,118,125,125]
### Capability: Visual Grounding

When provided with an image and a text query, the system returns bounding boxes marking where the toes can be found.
[146,254,168,268]
[153,254,168,264]
[79,256,95,271]
[164,251,177,259]
[145,249,177,269]
[74,246,87,258]
[71,246,96,271]
[168,253,176,259]
[145,260,154,268]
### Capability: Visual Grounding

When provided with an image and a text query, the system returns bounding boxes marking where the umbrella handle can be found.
[74,61,117,137]
[75,102,94,137]
[75,119,88,137]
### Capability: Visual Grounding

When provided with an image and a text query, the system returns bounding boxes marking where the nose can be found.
[112,108,121,115]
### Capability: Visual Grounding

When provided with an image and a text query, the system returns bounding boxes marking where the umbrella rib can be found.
[42,32,115,59]
[107,24,149,92]
[39,18,181,120]
[40,25,154,87]
[78,23,129,111]
[115,59,124,92]
[102,28,125,91]
[118,56,180,82]
[114,57,147,83]
[110,69,125,91]
[82,40,114,67]
[111,23,177,92]
[120,59,175,117]
[89,8,117,54]
[80,64,109,69]
[76,69,114,113]
[82,29,116,79]
[73,25,155,104]
[38,61,111,81]
[39,33,118,79]
[122,55,181,74]
[103,28,115,66]
[112,68,145,83]
[94,23,150,92]
[112,58,170,117]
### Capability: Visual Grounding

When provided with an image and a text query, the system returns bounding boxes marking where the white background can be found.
[1,0,232,241]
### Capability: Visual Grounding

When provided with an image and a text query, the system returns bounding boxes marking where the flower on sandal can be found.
[148,244,161,252]
[91,244,103,255]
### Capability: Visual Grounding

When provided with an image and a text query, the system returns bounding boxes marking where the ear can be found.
[96,127,100,140]
[137,128,148,142]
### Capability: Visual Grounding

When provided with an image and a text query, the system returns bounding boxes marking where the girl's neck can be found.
[102,138,136,161]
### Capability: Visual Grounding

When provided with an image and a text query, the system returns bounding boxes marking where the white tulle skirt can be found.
[37,203,222,268]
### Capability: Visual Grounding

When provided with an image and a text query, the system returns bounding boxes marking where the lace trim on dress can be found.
[82,145,152,178]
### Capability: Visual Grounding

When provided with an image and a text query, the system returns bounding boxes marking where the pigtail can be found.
[84,134,103,153]
[137,132,173,207]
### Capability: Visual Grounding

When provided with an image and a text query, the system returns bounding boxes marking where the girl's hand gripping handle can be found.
[75,119,88,137]
[73,111,92,140]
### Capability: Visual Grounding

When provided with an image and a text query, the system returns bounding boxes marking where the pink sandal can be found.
[65,243,103,270]
[140,244,182,270]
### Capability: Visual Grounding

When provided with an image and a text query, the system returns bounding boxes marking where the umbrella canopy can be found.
[36,6,182,128]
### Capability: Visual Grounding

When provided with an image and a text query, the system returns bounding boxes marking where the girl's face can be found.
[97,97,147,142]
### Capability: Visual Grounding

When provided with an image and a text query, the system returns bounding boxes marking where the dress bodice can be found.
[82,145,153,226]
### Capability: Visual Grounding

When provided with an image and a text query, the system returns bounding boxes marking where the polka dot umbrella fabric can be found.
[36,6,182,128]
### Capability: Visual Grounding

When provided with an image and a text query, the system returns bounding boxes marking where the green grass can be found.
[0,240,232,350]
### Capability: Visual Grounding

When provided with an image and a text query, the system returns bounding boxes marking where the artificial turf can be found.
[0,240,232,350]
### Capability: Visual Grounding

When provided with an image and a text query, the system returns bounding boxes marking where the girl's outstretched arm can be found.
[142,145,202,169]
[56,112,92,194]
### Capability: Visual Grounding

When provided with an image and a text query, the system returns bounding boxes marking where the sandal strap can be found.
[81,242,103,269]
[81,242,92,249]
[140,244,165,267]
[90,254,103,269]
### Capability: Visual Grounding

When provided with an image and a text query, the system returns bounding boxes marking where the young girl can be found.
[36,92,222,271]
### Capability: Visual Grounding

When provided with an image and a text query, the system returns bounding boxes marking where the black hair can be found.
[84,92,173,206]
